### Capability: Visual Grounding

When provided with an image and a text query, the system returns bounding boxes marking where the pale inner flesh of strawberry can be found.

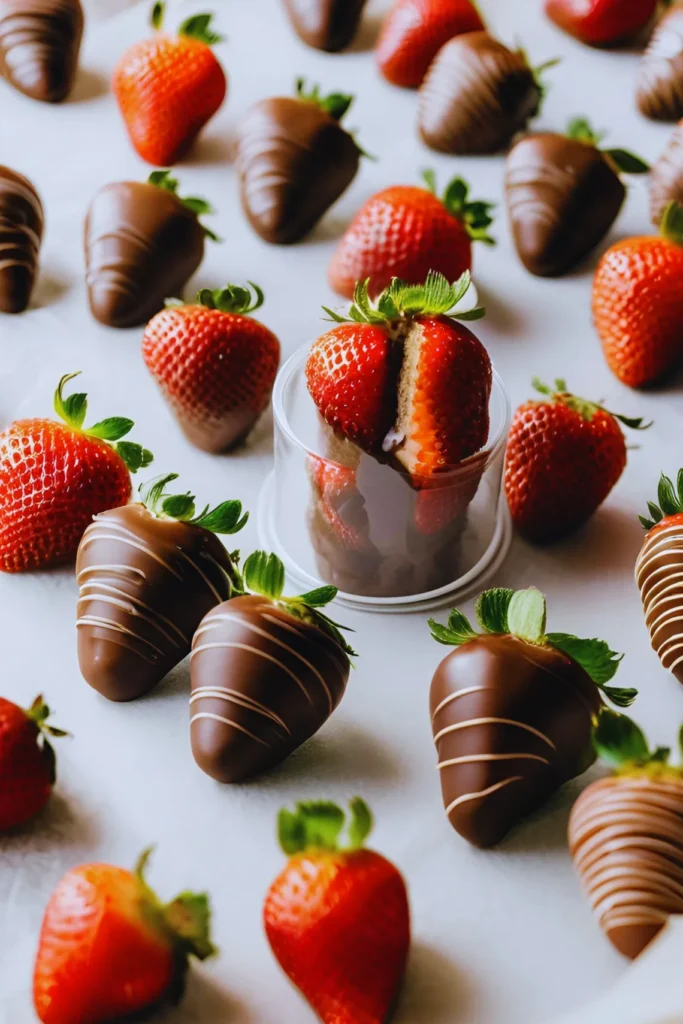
[383,320,426,475]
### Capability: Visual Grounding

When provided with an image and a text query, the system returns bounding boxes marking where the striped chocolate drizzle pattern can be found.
[0,0,82,101]
[637,6,683,121]
[636,522,683,679]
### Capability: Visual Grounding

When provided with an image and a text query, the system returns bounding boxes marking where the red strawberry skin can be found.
[377,0,485,87]
[264,848,410,1024]
[305,323,396,453]
[505,400,627,543]
[545,0,657,45]
[142,304,281,453]
[328,186,472,300]
[0,698,54,830]
[0,420,132,573]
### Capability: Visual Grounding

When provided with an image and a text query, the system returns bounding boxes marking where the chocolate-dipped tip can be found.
[0,164,43,314]
[53,372,154,473]
[277,797,373,854]
[322,270,485,327]
[283,0,367,52]
[139,472,249,536]
[639,468,683,530]
[422,170,496,244]
[0,0,84,103]
[428,585,634,706]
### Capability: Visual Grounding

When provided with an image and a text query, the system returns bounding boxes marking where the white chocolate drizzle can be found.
[635,521,683,677]
[433,717,557,749]
[445,776,524,817]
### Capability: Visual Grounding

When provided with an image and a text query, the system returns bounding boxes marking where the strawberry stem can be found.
[593,707,682,774]
[531,377,651,430]
[277,798,373,855]
[150,0,164,30]
[135,848,217,962]
[295,77,354,121]
[567,116,605,147]
[323,270,485,326]
[178,12,224,45]
[565,119,648,174]
[139,473,248,534]
[639,470,683,530]
[147,171,219,241]
[422,170,496,245]
[195,283,265,315]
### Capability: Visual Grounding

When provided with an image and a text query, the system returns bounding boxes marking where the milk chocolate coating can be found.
[505,133,625,277]
[190,594,350,782]
[283,0,367,51]
[0,0,83,103]
[430,635,601,848]
[637,3,683,122]
[236,97,360,244]
[570,774,683,958]
[635,517,683,684]
[650,120,683,226]
[418,32,540,155]
[76,503,233,702]
[84,181,205,328]
[0,165,43,314]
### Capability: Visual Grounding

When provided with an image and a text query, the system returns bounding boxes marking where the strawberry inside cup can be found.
[262,272,511,606]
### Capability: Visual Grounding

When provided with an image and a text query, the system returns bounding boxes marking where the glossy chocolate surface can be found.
[0,165,43,314]
[283,0,367,51]
[418,32,540,155]
[570,774,683,958]
[76,504,233,702]
[505,133,625,277]
[430,634,601,848]
[635,518,683,684]
[84,181,205,328]
[637,3,683,122]
[237,96,360,244]
[0,0,83,103]
[650,120,683,226]
[190,594,350,782]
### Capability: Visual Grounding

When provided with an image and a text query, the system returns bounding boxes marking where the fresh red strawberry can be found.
[142,283,281,454]
[593,202,683,388]
[113,2,227,166]
[0,696,67,831]
[329,172,494,300]
[308,456,369,551]
[505,377,649,544]
[264,798,410,1024]
[377,0,485,88]
[545,0,657,46]
[0,374,152,573]
[306,271,492,480]
[33,849,215,1024]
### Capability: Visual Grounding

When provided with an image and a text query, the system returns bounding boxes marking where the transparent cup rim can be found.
[272,341,512,475]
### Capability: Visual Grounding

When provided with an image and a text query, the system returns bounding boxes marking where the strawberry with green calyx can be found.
[429,586,635,848]
[143,281,280,454]
[147,169,220,241]
[236,78,366,245]
[77,472,247,703]
[0,695,68,831]
[506,117,649,277]
[505,377,650,545]
[33,847,216,1024]
[264,798,410,1024]
[307,271,491,485]
[190,552,355,783]
[0,373,153,573]
[329,170,495,300]
[569,708,683,960]
[113,2,227,166]
[635,469,683,685]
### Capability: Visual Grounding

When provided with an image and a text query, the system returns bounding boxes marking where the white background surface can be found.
[1,1,683,1021]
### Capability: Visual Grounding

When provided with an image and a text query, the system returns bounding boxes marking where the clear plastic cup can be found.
[258,343,512,612]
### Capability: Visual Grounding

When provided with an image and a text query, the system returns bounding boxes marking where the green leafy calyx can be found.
[567,116,605,147]
[178,12,224,45]
[661,201,683,246]
[529,55,561,115]
[148,171,219,241]
[135,847,217,962]
[422,171,495,245]
[323,270,485,326]
[139,473,248,535]
[195,283,264,315]
[53,374,153,475]
[593,708,682,775]
[566,118,649,175]
[150,1,164,30]
[25,694,68,786]
[531,378,651,431]
[277,797,373,856]
[639,471,683,531]
[235,550,357,658]
[429,588,633,706]
[295,78,354,121]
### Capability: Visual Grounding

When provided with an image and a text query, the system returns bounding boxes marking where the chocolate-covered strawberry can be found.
[418,32,557,155]
[84,170,217,329]
[506,118,649,277]
[569,709,683,959]
[0,0,83,103]
[0,165,43,314]
[142,283,280,454]
[77,473,247,702]
[637,3,683,122]
[636,470,683,685]
[236,79,364,245]
[283,0,367,51]
[429,587,635,848]
[190,552,354,783]
[650,121,683,227]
